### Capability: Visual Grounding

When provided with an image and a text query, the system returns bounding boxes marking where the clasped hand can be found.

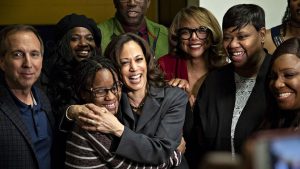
[67,104,124,137]
[168,78,196,108]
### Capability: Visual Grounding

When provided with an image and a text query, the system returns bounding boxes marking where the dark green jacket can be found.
[98,17,169,59]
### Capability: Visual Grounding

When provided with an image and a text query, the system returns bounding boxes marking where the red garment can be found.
[158,53,188,81]
[122,21,149,42]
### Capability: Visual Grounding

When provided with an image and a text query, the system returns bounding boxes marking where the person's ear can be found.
[259,27,266,45]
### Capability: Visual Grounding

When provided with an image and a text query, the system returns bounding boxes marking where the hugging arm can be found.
[66,125,182,169]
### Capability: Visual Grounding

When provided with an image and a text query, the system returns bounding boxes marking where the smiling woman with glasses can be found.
[158,6,227,114]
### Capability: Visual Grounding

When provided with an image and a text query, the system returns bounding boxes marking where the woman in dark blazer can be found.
[76,33,188,166]
[186,4,272,168]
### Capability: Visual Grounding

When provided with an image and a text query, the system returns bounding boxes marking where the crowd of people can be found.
[0,0,300,169]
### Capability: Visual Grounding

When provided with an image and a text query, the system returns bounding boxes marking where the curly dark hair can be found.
[104,32,166,89]
[46,31,100,118]
[281,0,293,37]
[74,56,119,103]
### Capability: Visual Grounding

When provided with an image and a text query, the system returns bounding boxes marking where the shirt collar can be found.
[122,20,147,34]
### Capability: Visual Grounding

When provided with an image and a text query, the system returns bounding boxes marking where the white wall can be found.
[199,0,287,29]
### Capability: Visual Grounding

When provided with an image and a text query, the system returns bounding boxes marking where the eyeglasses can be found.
[90,81,122,98]
[119,0,144,3]
[177,26,209,40]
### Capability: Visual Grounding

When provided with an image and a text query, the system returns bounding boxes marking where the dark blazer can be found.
[0,83,55,169]
[116,86,188,165]
[186,53,272,167]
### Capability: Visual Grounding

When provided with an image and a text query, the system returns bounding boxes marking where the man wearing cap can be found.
[98,0,168,59]
[0,24,54,169]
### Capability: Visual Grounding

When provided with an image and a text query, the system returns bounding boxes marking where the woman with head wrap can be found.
[44,13,101,119]
[43,13,101,168]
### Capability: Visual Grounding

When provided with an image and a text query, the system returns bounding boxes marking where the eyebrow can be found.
[135,54,143,58]
[277,68,297,71]
[31,50,41,54]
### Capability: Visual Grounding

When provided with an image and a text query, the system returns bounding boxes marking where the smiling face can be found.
[114,0,150,27]
[119,40,147,93]
[69,27,96,61]
[88,69,121,115]
[178,19,209,58]
[223,24,265,70]
[269,54,300,111]
[0,31,42,90]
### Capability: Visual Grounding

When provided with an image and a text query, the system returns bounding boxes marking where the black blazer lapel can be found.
[120,93,136,129]
[235,53,271,145]
[37,87,55,129]
[136,87,163,132]
[0,86,37,157]
[216,65,236,147]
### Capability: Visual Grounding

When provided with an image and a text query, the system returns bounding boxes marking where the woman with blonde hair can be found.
[158,6,227,108]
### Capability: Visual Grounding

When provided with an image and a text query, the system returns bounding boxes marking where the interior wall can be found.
[158,0,187,27]
[0,0,158,25]
[199,0,287,29]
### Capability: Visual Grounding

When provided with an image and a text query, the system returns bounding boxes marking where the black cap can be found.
[56,13,101,47]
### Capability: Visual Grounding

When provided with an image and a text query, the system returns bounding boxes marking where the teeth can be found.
[129,74,140,80]
[128,11,138,17]
[278,93,291,98]
[232,51,243,56]
[78,51,88,54]
[104,103,115,109]
[190,44,201,48]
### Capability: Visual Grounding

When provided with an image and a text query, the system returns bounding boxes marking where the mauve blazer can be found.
[0,83,55,169]
[116,86,188,164]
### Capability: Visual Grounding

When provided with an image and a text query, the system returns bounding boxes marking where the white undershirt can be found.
[231,73,256,157]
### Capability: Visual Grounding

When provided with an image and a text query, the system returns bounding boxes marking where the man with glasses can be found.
[98,0,169,59]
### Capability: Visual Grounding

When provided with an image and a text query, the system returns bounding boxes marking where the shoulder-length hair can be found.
[104,33,166,88]
[169,6,227,70]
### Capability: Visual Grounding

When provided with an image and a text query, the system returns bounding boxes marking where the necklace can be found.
[129,95,146,112]
[130,101,145,111]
